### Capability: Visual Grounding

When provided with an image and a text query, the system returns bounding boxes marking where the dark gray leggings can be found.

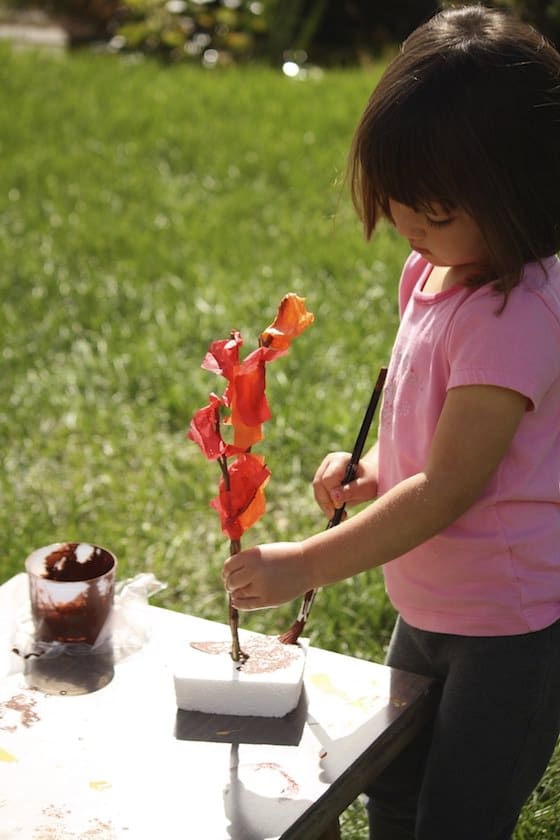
[365,615,560,840]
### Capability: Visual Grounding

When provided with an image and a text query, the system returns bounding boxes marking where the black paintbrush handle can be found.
[284,365,388,635]
[327,366,388,529]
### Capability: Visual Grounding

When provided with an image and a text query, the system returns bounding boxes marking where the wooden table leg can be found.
[318,818,341,840]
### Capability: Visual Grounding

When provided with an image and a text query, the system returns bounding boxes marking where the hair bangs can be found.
[376,103,465,218]
[352,82,465,237]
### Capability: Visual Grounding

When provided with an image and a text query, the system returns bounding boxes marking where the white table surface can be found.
[0,574,434,840]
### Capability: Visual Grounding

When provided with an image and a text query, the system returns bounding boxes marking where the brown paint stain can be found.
[190,636,302,675]
[253,762,300,797]
[0,693,40,732]
[34,807,116,839]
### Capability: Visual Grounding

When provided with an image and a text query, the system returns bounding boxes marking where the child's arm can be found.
[223,384,527,609]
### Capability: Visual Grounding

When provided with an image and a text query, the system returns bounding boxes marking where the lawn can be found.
[1,42,558,838]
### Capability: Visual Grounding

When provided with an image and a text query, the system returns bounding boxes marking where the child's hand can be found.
[312,449,379,520]
[222,542,310,611]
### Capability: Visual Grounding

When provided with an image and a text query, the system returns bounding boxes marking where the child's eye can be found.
[426,216,454,228]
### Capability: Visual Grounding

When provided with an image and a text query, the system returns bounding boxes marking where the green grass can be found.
[1,43,558,838]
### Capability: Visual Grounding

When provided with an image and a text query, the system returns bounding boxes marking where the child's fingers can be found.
[223,542,308,609]
[230,590,266,611]
[222,549,253,591]
[312,451,352,516]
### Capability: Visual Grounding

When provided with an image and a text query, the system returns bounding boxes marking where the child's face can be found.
[388,199,489,271]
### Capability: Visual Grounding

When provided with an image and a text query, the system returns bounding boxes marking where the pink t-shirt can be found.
[378,252,560,635]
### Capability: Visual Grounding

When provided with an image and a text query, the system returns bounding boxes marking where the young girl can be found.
[223,5,560,838]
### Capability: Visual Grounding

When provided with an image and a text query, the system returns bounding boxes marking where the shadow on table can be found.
[224,742,314,840]
[174,687,308,746]
[22,643,114,696]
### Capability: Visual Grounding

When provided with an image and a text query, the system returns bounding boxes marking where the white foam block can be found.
[173,631,306,718]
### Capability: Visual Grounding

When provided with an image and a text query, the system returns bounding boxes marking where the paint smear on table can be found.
[310,673,379,710]
[0,692,41,732]
[310,673,349,700]
[89,780,112,791]
[34,805,117,838]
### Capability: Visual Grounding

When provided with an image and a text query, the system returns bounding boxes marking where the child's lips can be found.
[411,242,431,256]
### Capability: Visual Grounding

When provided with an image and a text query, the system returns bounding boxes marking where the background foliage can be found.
[2,0,559,64]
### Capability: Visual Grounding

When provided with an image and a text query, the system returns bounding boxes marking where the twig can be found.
[218,456,247,662]
[228,538,247,662]
[279,365,388,644]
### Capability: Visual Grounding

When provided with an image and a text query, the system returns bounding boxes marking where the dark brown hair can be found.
[349,5,560,294]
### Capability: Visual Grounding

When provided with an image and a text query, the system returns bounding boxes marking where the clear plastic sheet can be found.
[4,572,167,676]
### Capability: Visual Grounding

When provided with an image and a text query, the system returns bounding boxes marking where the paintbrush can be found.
[279,365,388,645]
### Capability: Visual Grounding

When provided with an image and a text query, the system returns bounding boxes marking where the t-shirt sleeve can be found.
[399,252,428,318]
[446,287,560,410]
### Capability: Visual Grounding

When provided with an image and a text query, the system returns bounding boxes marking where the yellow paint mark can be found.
[89,780,112,791]
[0,746,17,762]
[310,674,379,711]
[350,695,374,711]
[310,673,350,701]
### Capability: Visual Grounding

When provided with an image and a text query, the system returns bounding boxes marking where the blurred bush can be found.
[3,0,559,63]
[2,1,120,39]
[2,0,270,61]
[501,0,560,45]
[1,0,440,65]
[110,0,268,65]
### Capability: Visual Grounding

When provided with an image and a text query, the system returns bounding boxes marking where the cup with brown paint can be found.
[25,542,117,646]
